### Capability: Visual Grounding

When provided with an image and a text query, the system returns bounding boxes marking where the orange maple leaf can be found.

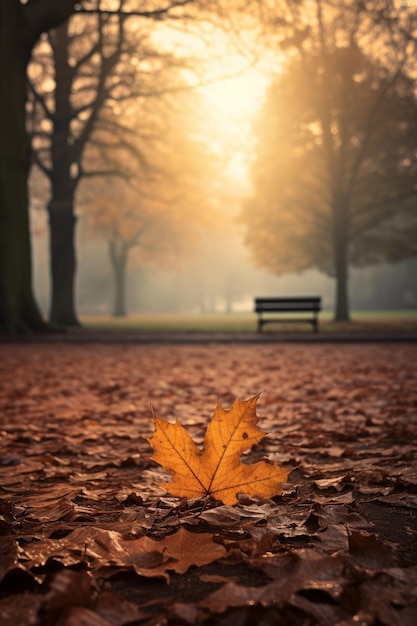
[149,395,290,506]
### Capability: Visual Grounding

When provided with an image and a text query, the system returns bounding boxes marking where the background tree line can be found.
[1,0,206,332]
[28,1,218,325]
[1,0,416,332]
[241,0,417,321]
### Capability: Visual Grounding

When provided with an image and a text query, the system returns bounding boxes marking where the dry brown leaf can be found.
[1,344,416,625]
[22,526,225,580]
[203,550,346,614]
[157,527,227,574]
[39,570,94,626]
[149,395,290,506]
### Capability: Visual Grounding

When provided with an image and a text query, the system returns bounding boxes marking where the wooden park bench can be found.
[254,296,322,333]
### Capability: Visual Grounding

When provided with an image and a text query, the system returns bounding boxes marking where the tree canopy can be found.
[0,0,215,332]
[28,2,206,325]
[242,35,417,320]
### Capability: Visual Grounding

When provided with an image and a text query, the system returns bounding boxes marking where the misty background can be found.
[24,3,417,324]
[31,206,417,317]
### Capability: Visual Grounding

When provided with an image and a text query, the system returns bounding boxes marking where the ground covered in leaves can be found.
[1,342,416,626]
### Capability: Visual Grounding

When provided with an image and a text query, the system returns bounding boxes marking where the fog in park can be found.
[26,2,417,323]
[31,206,417,317]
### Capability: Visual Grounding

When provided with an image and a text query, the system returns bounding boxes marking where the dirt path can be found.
[1,343,416,625]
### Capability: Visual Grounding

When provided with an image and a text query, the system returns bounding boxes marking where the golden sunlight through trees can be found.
[152,21,272,191]
[199,68,269,190]
[19,0,417,329]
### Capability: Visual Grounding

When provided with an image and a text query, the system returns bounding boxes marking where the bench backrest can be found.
[255,297,322,313]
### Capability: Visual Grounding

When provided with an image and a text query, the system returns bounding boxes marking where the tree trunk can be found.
[0,2,48,332]
[109,241,128,317]
[333,206,350,322]
[48,202,79,326]
[47,22,80,327]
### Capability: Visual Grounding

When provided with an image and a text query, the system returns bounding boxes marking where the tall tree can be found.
[85,181,188,317]
[0,0,78,332]
[83,88,219,317]
[0,0,202,332]
[241,1,417,321]
[28,0,201,326]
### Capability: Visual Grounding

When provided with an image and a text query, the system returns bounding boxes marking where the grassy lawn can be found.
[80,310,417,333]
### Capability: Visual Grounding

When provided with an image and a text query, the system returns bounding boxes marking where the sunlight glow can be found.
[152,24,276,189]
[200,67,267,118]
[200,75,264,192]
[198,67,269,191]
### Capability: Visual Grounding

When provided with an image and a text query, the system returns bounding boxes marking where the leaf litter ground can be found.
[0,342,416,626]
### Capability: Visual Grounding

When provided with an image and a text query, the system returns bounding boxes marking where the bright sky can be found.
[198,67,269,190]
[152,23,276,190]
[199,67,268,118]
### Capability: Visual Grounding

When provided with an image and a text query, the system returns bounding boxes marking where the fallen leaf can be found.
[203,549,346,613]
[99,527,226,577]
[149,395,290,505]
[314,475,350,491]
[347,530,396,570]
[0,593,44,626]
[21,526,226,581]
[1,343,416,625]
[289,594,348,626]
[199,573,236,584]
[94,591,148,626]
[168,527,227,572]
[39,570,94,626]
[198,506,242,526]
[171,602,202,626]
